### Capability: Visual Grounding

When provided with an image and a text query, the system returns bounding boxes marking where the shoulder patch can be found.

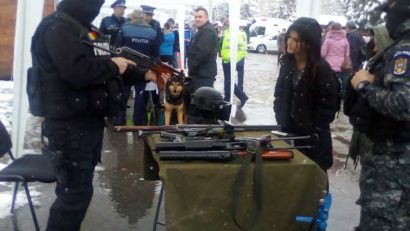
[393,57,408,76]
[393,51,410,58]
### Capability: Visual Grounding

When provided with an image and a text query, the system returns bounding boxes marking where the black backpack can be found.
[26,66,43,116]
[27,16,53,117]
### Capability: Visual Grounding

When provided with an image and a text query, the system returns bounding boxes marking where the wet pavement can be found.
[0,53,360,230]
[0,127,164,231]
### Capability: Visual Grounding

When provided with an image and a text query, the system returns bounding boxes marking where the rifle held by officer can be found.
[113,46,186,80]
[83,41,189,89]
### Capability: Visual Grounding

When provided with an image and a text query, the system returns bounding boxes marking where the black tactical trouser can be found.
[43,118,104,231]
[357,142,410,231]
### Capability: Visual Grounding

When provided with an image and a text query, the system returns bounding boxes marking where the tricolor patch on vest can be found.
[393,57,408,76]
[87,31,98,41]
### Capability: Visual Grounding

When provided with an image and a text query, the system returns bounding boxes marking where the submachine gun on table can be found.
[156,132,317,161]
[115,122,318,162]
[116,121,319,230]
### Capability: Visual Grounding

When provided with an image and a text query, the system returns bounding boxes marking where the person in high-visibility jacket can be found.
[218,17,249,107]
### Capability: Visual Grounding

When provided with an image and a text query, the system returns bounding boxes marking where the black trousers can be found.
[43,118,104,231]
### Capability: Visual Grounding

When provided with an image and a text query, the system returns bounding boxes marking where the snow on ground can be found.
[0,81,13,133]
[0,80,43,219]
[0,160,42,220]
[0,184,42,219]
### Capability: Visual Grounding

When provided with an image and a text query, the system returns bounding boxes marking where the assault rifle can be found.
[113,46,188,81]
[84,42,189,89]
[156,134,317,162]
[115,122,281,138]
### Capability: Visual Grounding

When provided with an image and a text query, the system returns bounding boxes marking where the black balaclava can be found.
[384,0,410,39]
[57,0,105,25]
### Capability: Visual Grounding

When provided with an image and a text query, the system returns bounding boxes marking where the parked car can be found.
[247,34,278,53]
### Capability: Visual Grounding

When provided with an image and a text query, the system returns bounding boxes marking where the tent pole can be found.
[228,0,240,122]
[12,0,44,157]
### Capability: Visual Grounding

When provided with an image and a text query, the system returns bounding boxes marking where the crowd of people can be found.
[28,0,409,230]
[98,1,241,126]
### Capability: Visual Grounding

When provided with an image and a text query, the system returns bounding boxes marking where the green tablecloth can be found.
[143,131,327,231]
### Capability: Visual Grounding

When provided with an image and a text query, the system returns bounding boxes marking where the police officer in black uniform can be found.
[29,0,155,230]
[99,0,127,46]
[141,5,162,58]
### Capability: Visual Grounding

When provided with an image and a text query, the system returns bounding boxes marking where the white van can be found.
[249,18,291,38]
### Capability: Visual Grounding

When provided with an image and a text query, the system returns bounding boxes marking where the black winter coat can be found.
[347,30,366,71]
[273,57,339,170]
[187,22,218,78]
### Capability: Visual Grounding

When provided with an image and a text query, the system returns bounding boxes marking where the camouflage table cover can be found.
[143,131,327,231]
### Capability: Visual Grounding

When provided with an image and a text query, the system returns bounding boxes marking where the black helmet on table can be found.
[190,87,232,121]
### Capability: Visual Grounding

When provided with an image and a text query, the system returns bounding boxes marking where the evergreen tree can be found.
[321,0,346,16]
[340,0,385,28]
[212,3,229,21]
[271,0,296,20]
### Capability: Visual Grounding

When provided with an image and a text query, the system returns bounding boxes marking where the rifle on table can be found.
[156,134,318,161]
[115,121,281,138]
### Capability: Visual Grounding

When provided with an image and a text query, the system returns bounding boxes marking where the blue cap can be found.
[141,5,156,14]
[111,0,126,8]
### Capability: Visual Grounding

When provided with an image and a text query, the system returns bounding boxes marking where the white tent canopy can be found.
[12,0,319,157]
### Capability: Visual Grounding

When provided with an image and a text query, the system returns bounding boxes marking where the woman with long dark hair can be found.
[273,17,340,171]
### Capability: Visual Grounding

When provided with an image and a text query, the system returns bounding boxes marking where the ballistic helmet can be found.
[190,87,231,121]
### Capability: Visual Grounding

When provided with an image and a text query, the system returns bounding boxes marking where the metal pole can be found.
[177,6,185,70]
[228,0,240,121]
[12,0,44,157]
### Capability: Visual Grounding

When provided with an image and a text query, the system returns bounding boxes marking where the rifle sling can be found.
[231,141,263,230]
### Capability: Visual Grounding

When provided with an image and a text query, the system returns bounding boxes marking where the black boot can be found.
[240,94,249,108]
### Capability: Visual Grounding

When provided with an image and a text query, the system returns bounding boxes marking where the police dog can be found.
[164,76,186,125]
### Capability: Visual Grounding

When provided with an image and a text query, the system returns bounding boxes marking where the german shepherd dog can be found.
[164,75,186,125]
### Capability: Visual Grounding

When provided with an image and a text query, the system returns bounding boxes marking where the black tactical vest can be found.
[28,12,125,119]
[345,38,410,143]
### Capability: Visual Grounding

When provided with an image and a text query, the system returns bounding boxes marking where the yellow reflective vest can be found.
[220,28,247,63]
